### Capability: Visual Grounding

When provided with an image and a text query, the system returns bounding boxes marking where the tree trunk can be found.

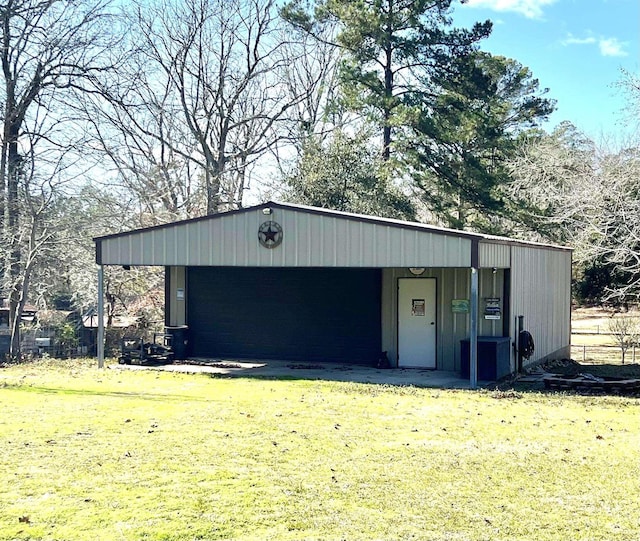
[382,41,393,161]
[6,122,22,357]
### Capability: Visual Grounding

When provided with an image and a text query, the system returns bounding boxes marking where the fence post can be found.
[583,345,586,363]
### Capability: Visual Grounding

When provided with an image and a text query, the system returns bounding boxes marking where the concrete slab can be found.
[111,358,487,389]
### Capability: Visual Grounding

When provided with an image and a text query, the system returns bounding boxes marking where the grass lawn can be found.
[1,359,639,541]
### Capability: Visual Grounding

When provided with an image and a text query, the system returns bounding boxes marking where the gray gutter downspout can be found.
[470,240,480,390]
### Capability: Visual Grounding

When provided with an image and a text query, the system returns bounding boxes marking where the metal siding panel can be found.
[367,224,378,266]
[304,213,314,266]
[173,227,180,265]
[248,212,256,266]
[130,235,141,265]
[230,214,239,265]
[96,207,489,268]
[103,238,113,264]
[510,247,571,366]
[362,222,372,267]
[170,227,180,266]
[331,216,344,266]
[387,228,401,264]
[219,215,232,266]
[208,218,218,265]
[320,217,332,265]
[164,227,173,265]
[141,231,152,264]
[182,223,194,265]
[151,229,161,266]
[204,220,212,265]
[177,225,187,265]
[236,215,246,266]
[310,215,324,266]
[479,242,511,268]
[221,217,229,266]
[381,226,391,266]
[178,225,188,265]
[117,236,126,264]
[413,233,427,266]
[101,239,109,264]
[292,212,308,266]
[100,240,115,264]
[198,221,207,265]
[432,236,444,267]
[349,220,360,265]
[114,237,122,264]
[400,228,410,265]
[409,230,421,265]
[283,211,297,265]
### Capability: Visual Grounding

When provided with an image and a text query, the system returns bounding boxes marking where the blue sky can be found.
[452,0,639,141]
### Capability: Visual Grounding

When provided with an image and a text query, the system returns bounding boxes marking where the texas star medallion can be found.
[258,221,283,248]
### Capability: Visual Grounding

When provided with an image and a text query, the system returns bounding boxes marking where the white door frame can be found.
[397,277,437,368]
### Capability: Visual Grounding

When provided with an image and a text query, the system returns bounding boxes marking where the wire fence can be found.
[570,344,638,365]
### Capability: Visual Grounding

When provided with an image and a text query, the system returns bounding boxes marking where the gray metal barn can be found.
[94,201,572,386]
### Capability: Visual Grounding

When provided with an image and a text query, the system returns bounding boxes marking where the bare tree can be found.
[79,76,205,224]
[0,0,115,357]
[279,23,342,153]
[505,122,598,247]
[506,123,640,304]
[254,17,345,200]
[607,315,640,364]
[98,0,313,215]
[619,69,640,133]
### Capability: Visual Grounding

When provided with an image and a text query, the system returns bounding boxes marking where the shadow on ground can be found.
[113,358,485,389]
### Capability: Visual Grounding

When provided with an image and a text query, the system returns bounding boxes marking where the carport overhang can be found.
[94,201,572,388]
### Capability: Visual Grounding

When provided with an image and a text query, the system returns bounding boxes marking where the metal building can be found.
[94,201,572,386]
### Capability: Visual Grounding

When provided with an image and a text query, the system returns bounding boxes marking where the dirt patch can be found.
[538,358,582,372]
[543,373,640,394]
[540,358,640,379]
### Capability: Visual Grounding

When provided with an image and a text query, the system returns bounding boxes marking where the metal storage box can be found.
[460,336,512,381]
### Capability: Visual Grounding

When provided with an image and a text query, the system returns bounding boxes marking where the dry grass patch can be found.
[1,358,639,540]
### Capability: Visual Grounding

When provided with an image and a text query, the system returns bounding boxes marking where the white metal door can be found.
[398,278,436,368]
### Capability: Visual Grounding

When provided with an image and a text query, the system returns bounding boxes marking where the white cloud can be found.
[561,33,629,58]
[462,0,557,19]
[598,37,629,57]
[562,33,597,46]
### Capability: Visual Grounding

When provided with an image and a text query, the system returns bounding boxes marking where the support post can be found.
[470,267,479,390]
[97,265,105,368]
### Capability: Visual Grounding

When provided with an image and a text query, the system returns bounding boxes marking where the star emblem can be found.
[258,221,283,248]
[262,224,278,243]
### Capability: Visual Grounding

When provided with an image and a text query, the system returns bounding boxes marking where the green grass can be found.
[1,359,639,541]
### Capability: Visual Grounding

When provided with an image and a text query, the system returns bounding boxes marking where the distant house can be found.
[94,201,572,385]
[0,300,38,356]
